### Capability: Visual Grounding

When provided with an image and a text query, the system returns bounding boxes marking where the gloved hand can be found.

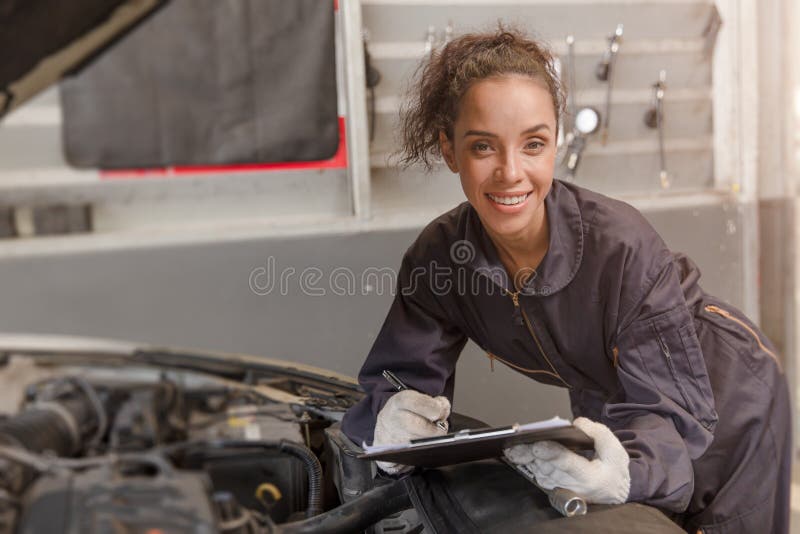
[504,417,630,504]
[373,389,450,475]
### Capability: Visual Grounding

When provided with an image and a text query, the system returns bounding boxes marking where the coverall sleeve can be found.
[341,251,468,446]
[603,257,718,512]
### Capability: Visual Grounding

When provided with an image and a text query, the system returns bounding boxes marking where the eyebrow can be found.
[463,124,551,138]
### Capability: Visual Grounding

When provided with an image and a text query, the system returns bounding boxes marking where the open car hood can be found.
[0,332,360,395]
[0,0,166,118]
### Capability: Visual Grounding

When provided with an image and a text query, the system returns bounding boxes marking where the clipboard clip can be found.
[408,426,518,446]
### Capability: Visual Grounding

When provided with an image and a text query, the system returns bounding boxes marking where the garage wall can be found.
[0,201,744,425]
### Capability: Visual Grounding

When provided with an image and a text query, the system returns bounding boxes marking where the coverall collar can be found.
[464,179,584,296]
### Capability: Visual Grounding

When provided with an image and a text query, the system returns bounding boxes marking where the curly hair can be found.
[397,26,565,171]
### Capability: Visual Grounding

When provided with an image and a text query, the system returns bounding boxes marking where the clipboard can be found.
[358,416,594,468]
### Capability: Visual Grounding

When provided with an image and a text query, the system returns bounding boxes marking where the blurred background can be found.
[0,0,798,525]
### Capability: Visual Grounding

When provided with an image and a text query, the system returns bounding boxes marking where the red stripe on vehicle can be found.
[100,116,348,179]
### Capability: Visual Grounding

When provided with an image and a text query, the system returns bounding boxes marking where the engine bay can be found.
[0,347,376,534]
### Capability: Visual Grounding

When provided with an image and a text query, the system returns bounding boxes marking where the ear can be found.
[439,130,459,173]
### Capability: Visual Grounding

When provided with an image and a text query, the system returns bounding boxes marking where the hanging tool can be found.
[644,70,669,188]
[562,107,601,180]
[564,35,577,137]
[595,24,623,145]
[362,29,381,143]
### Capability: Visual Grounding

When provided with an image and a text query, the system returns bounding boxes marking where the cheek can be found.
[525,151,557,178]
[458,162,492,192]
[457,153,495,175]
[458,173,480,199]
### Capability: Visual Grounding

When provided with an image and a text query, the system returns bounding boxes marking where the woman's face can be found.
[440,75,558,243]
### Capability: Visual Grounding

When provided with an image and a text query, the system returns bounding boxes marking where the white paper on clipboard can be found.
[362,415,571,454]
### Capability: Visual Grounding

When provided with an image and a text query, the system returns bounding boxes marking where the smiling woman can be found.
[439,76,557,278]
[342,27,791,534]
[399,28,564,283]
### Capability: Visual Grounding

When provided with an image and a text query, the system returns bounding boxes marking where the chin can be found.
[481,212,534,238]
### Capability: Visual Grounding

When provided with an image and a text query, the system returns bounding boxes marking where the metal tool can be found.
[382,370,448,432]
[644,70,669,188]
[562,107,601,180]
[300,411,312,448]
[564,35,577,137]
[362,29,381,143]
[503,458,588,517]
[549,486,589,517]
[595,23,623,145]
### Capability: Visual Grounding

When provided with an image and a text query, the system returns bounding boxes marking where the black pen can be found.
[382,369,448,431]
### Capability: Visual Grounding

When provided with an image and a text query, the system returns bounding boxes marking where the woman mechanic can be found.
[341,28,791,533]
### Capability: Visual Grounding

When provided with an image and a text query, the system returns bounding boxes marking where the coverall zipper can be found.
[502,288,571,388]
[654,327,692,410]
[486,351,568,383]
[704,304,782,371]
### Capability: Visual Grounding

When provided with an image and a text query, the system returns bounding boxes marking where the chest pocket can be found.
[617,305,717,433]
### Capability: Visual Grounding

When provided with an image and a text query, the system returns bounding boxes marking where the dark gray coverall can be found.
[341,180,791,533]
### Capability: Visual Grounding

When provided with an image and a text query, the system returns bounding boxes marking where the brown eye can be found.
[525,140,544,150]
[472,142,491,152]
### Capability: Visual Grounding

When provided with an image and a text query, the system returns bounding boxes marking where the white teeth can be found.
[488,193,528,205]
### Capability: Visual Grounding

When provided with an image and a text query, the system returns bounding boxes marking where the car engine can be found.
[0,350,408,534]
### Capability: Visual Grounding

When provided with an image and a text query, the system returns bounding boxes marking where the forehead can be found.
[455,75,556,130]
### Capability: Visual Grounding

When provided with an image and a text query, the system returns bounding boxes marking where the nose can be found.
[494,149,523,184]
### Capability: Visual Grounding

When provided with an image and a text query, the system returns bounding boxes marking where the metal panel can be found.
[362,2,714,42]
[339,0,373,219]
[363,0,717,207]
[0,125,64,170]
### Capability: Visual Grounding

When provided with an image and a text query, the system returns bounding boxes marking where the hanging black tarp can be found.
[59,0,339,169]
[0,0,165,117]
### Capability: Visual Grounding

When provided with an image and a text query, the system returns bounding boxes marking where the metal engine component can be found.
[16,454,218,533]
[0,377,102,497]
[186,401,310,522]
[190,403,303,444]
[0,400,88,457]
[109,381,187,451]
[0,343,375,533]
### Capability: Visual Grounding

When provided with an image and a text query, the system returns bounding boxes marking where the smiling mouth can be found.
[486,192,532,206]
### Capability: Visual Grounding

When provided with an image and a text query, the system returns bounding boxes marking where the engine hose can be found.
[163,439,324,518]
[276,479,411,534]
[276,440,323,518]
[0,395,95,456]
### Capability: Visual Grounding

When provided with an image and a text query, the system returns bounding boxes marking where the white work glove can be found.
[373,389,450,475]
[504,417,630,504]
